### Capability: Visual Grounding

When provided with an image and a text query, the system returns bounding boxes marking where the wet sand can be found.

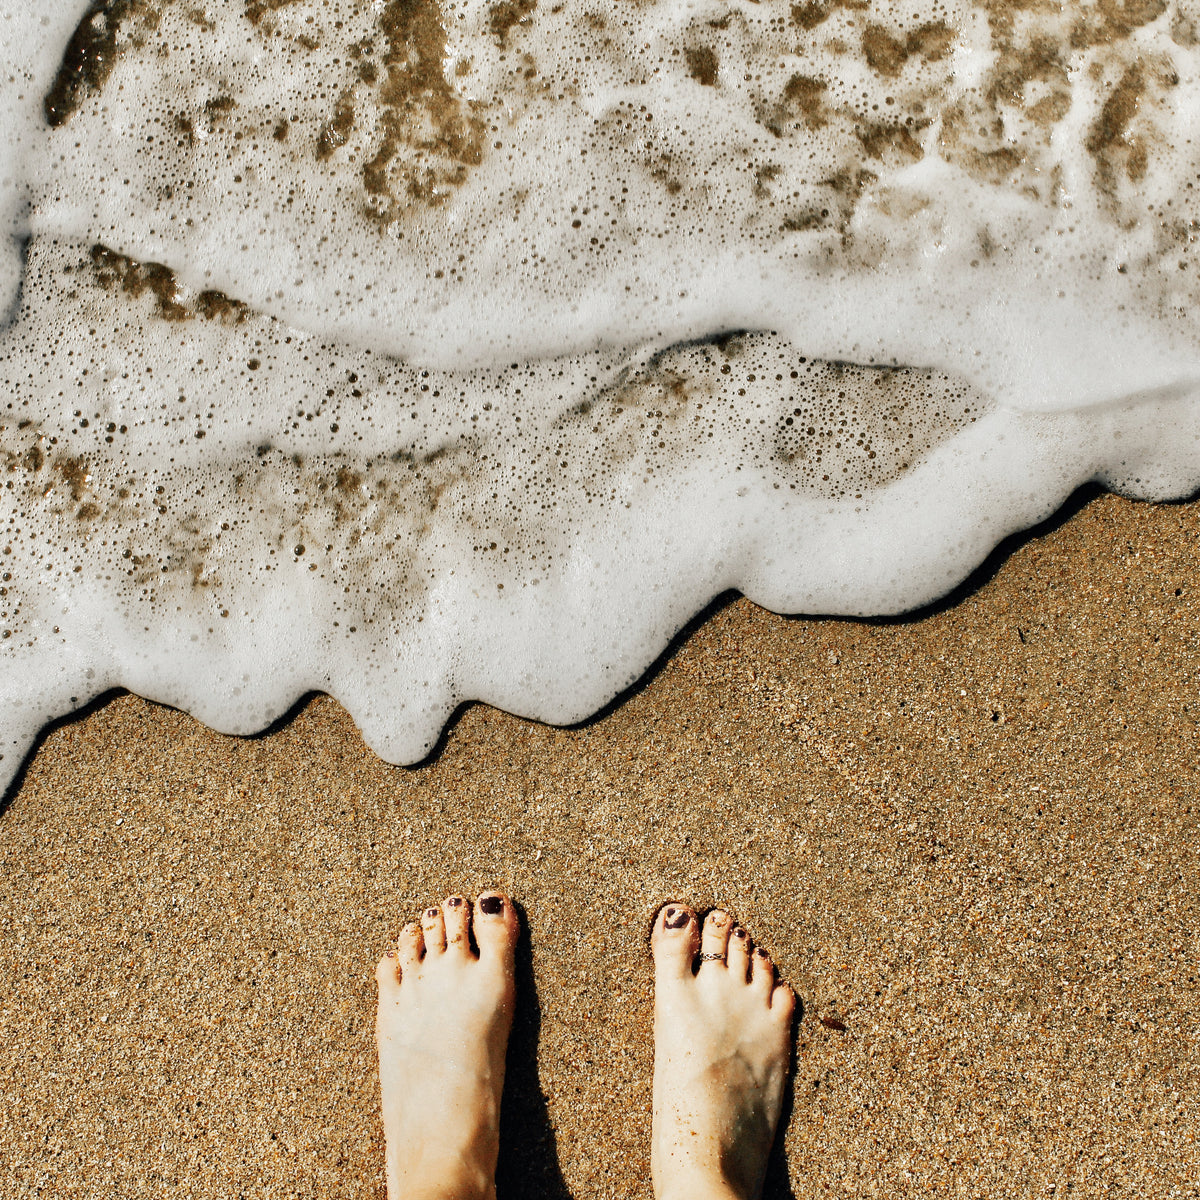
[1,489,1198,1198]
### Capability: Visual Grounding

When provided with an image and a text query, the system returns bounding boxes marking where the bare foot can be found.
[650,904,795,1200]
[375,892,520,1200]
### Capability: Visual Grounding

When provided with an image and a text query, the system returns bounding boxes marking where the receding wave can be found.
[2,0,1200,789]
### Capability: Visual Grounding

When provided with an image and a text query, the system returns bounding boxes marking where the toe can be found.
[473,892,519,964]
[770,980,797,1023]
[397,922,424,974]
[442,894,472,956]
[421,904,447,955]
[727,924,752,981]
[651,903,699,982]
[698,908,733,972]
[375,949,400,997]
[750,946,775,994]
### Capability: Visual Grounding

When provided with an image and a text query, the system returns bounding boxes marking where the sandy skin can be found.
[375,894,793,1200]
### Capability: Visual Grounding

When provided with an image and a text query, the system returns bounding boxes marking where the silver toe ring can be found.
[700,952,726,962]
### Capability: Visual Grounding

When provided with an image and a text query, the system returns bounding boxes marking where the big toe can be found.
[473,892,519,966]
[652,902,699,981]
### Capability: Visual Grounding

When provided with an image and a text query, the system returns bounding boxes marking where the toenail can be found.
[733,928,748,939]
[755,948,770,958]
[447,896,464,907]
[664,908,690,929]
[425,908,439,919]
[480,896,504,915]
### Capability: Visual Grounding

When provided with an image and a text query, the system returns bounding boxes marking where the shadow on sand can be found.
[495,899,572,1200]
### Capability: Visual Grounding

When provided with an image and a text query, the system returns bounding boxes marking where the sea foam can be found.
[2,0,1199,792]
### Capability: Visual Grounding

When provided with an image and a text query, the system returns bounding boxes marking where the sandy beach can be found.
[1,487,1198,1198]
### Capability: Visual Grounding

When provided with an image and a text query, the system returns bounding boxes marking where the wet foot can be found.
[650,904,795,1200]
[375,892,519,1200]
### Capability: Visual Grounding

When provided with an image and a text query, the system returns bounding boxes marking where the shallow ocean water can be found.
[1,0,1199,791]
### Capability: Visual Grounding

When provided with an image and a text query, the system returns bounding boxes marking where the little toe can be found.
[375,949,400,997]
[750,946,776,993]
[397,921,425,974]
[421,904,447,955]
[698,908,733,971]
[727,925,752,981]
[473,892,519,964]
[770,981,797,1023]
[442,894,472,955]
[652,903,699,982]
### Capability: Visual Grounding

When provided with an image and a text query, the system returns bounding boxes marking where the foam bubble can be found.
[2,0,1200,789]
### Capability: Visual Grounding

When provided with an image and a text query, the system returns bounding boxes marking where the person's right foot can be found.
[650,903,795,1200]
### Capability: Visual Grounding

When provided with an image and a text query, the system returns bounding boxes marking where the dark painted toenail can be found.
[425,908,439,919]
[755,948,770,958]
[447,897,464,907]
[480,896,504,915]
[664,908,690,929]
[733,928,748,939]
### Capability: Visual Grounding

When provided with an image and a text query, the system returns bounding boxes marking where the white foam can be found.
[0,2,93,314]
[2,0,1200,791]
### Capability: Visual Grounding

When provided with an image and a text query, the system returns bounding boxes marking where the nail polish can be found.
[447,896,464,907]
[480,896,504,915]
[733,927,748,939]
[425,907,439,919]
[664,908,690,929]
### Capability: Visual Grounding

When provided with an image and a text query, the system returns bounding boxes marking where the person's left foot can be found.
[375,892,520,1200]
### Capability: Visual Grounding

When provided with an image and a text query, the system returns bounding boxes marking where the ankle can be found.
[655,1169,753,1200]
[387,1154,495,1200]
[395,1189,494,1200]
